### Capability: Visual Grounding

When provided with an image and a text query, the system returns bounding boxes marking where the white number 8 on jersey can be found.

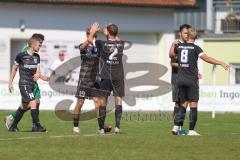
[180,49,188,63]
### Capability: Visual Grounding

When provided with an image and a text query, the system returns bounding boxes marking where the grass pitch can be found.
[0,111,240,160]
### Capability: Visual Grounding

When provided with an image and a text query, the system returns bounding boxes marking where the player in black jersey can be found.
[87,22,125,134]
[169,24,191,135]
[8,34,46,132]
[73,27,110,134]
[172,27,229,136]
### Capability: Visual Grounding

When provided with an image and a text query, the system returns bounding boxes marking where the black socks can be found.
[31,109,40,125]
[173,106,180,126]
[189,108,198,130]
[73,114,80,127]
[115,105,122,129]
[174,106,186,127]
[11,107,26,128]
[98,106,106,130]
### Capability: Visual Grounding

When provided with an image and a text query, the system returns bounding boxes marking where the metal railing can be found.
[214,1,240,33]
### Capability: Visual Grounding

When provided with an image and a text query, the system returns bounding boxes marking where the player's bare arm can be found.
[169,40,181,58]
[200,53,229,70]
[81,30,95,49]
[33,65,41,81]
[8,64,19,93]
[87,22,100,44]
[170,58,178,68]
[39,73,49,82]
[81,39,91,49]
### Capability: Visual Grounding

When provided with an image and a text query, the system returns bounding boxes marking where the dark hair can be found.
[31,33,45,41]
[179,24,191,32]
[28,33,44,47]
[107,24,118,36]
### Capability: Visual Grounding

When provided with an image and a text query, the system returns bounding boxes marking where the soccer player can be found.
[169,24,191,135]
[89,23,125,134]
[4,34,48,130]
[172,27,229,136]
[8,33,47,132]
[73,26,109,134]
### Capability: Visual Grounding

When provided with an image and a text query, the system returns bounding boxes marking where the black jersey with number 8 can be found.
[174,43,203,83]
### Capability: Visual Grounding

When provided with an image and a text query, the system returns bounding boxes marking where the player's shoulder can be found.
[182,42,199,49]
[95,39,105,42]
[95,39,105,44]
[173,39,182,46]
[16,52,26,57]
[192,43,203,50]
[79,43,84,49]
[106,40,124,45]
[33,53,40,59]
[117,40,124,45]
[175,42,186,50]
[33,53,40,57]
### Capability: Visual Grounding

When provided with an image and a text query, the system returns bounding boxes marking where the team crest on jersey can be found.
[34,58,38,63]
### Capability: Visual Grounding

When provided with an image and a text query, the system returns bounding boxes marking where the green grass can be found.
[0,111,240,160]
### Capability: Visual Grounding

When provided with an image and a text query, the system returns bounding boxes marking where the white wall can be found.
[0,2,174,33]
[0,2,175,83]
[0,28,86,82]
[0,2,177,112]
[215,11,228,34]
[0,28,175,82]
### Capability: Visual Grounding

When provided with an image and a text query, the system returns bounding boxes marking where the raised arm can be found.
[200,54,229,70]
[86,22,100,45]
[8,64,19,93]
[80,39,90,50]
[169,40,181,58]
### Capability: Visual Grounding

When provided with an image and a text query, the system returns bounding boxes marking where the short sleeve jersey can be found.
[15,51,40,86]
[175,43,203,82]
[95,40,124,80]
[78,43,99,83]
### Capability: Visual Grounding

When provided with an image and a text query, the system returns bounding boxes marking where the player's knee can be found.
[115,97,122,105]
[35,99,40,104]
[76,99,84,108]
[29,100,37,109]
[22,103,30,109]
[99,97,107,106]
[93,100,100,107]
[189,101,198,108]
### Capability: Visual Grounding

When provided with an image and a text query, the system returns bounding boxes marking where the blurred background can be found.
[0,0,239,112]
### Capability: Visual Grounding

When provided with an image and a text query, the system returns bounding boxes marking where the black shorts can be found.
[19,85,35,103]
[75,82,109,99]
[172,83,179,102]
[100,79,125,97]
[177,81,199,102]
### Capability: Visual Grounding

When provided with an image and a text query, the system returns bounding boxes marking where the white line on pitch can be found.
[0,133,116,141]
[0,136,42,141]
